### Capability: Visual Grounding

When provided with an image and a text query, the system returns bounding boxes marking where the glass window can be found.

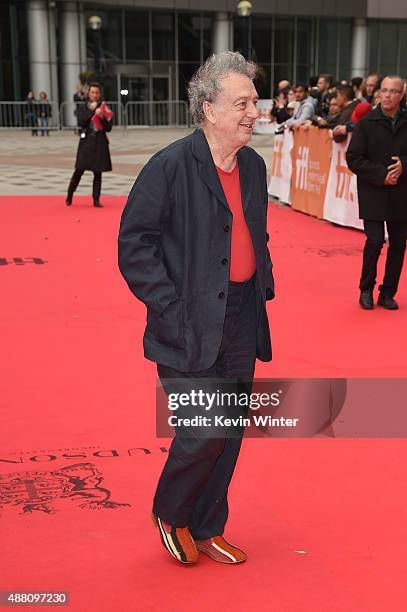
[102,10,122,59]
[125,11,149,60]
[338,21,352,80]
[254,64,271,98]
[153,77,169,101]
[399,23,407,77]
[16,4,28,99]
[234,16,251,58]
[0,4,12,61]
[121,75,149,102]
[318,20,337,77]
[296,65,312,85]
[275,19,293,65]
[0,4,12,99]
[251,17,272,63]
[85,9,122,61]
[296,19,312,66]
[273,65,293,92]
[202,16,212,60]
[368,22,380,74]
[178,13,201,62]
[379,22,399,75]
[152,13,174,60]
[178,63,200,101]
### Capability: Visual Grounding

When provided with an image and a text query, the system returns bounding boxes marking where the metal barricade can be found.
[125,101,190,128]
[59,101,124,129]
[0,101,60,131]
[0,100,190,129]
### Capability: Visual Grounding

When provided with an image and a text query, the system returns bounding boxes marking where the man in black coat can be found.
[118,52,274,564]
[66,82,113,208]
[346,75,407,310]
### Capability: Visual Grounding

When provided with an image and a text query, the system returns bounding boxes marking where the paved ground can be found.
[0,129,274,196]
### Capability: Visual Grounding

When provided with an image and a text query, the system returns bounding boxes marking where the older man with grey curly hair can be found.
[118,51,274,565]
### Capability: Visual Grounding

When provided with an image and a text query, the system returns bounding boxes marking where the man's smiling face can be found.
[208,72,260,148]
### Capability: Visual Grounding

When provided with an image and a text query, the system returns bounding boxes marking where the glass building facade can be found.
[0,2,29,100]
[368,20,407,77]
[2,2,407,102]
[83,8,355,101]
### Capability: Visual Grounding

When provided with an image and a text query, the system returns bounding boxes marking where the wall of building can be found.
[1,0,407,103]
[79,0,367,18]
[368,0,407,18]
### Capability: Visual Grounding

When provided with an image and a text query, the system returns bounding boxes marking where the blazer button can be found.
[223,224,230,232]
[218,291,225,299]
[221,258,228,265]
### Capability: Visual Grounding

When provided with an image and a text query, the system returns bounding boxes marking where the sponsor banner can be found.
[291,127,331,219]
[253,99,274,134]
[323,135,363,230]
[268,129,293,204]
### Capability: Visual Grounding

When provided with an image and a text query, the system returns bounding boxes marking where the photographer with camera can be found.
[65,82,113,208]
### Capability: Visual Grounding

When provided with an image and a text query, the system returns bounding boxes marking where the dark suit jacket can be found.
[118,128,274,372]
[346,105,407,220]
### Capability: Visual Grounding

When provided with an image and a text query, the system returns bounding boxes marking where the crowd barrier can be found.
[125,101,189,128]
[0,100,191,130]
[0,102,60,130]
[268,126,363,231]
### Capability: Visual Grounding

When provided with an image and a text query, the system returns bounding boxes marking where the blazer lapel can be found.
[237,147,253,215]
[191,129,230,212]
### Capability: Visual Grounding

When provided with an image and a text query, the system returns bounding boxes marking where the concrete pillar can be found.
[61,2,82,126]
[351,18,368,78]
[48,4,59,110]
[79,7,87,71]
[27,0,52,97]
[212,12,231,54]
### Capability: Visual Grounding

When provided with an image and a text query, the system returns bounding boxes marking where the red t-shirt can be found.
[216,162,257,282]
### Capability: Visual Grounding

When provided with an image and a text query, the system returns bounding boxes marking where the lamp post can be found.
[236,0,252,60]
[88,15,102,74]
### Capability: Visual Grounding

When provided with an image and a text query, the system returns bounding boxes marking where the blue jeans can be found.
[37,116,49,136]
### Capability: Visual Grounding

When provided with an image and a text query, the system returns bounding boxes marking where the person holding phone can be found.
[65,82,113,208]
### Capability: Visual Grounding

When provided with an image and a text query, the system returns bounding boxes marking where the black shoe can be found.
[93,201,103,208]
[377,294,398,310]
[359,290,373,310]
[65,197,72,206]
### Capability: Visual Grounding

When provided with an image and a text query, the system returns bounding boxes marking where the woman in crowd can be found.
[65,82,113,208]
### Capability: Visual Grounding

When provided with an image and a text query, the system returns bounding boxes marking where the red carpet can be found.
[1,195,406,611]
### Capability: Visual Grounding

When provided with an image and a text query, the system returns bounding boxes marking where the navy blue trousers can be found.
[153,275,258,539]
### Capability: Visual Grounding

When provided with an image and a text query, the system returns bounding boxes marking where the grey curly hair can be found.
[187,51,257,126]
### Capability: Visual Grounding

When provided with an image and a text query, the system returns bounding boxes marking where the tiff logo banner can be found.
[271,138,284,178]
[335,150,356,203]
[295,145,309,190]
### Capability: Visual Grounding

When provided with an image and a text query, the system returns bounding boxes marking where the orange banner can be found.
[291,127,332,219]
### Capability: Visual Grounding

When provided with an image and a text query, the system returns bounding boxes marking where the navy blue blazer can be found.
[118,128,274,372]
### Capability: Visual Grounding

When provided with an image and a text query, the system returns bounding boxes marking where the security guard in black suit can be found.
[347,75,407,310]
